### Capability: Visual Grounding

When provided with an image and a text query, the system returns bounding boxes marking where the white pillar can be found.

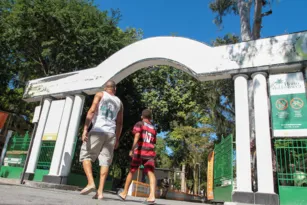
[252,72,274,194]
[233,74,252,192]
[26,98,52,173]
[58,94,85,176]
[48,96,74,176]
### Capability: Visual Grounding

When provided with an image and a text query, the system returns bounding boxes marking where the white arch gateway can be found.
[23,31,307,205]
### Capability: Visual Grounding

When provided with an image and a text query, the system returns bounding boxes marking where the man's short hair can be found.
[105,80,116,90]
[142,109,152,119]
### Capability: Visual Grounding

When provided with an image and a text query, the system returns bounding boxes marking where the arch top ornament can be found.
[24,31,307,102]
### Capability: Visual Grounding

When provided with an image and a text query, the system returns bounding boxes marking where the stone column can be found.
[58,94,85,182]
[25,98,52,179]
[43,96,74,184]
[252,72,279,205]
[232,75,254,204]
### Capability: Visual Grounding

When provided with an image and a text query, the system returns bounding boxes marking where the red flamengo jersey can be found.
[132,121,157,159]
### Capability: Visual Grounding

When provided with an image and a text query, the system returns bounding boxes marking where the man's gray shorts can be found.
[79,131,116,166]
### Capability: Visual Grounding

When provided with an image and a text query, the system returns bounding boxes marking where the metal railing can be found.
[36,141,56,170]
[275,139,307,187]
[213,135,234,202]
[4,132,31,167]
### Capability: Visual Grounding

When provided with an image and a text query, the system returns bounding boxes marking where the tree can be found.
[209,0,275,190]
[131,66,205,132]
[0,0,141,118]
[129,65,235,138]
[212,33,240,46]
[155,137,172,169]
[210,0,273,41]
[206,34,240,140]
[0,0,143,185]
[1,0,241,188]
[166,126,213,194]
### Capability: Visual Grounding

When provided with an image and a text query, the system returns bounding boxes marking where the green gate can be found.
[34,140,56,181]
[213,134,234,202]
[275,139,307,205]
[0,132,30,179]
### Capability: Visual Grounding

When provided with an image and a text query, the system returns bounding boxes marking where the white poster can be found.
[32,106,41,123]
[42,100,65,141]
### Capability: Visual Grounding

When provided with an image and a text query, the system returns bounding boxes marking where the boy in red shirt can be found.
[118,109,157,205]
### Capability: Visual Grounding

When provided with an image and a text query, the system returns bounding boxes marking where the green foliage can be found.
[173,179,181,190]
[212,33,240,46]
[209,0,238,27]
[155,137,172,169]
[167,126,212,166]
[0,0,141,117]
[0,0,239,187]
[108,65,235,181]
[130,66,204,132]
[166,125,214,193]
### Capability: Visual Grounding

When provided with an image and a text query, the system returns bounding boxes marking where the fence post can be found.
[22,132,29,151]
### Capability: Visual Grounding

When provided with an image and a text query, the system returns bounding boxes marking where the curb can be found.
[0,177,80,191]
[224,203,262,205]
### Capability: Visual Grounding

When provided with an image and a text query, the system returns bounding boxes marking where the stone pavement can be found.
[0,183,209,205]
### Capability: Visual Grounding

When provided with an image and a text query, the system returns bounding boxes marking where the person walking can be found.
[79,80,123,200]
[118,109,157,205]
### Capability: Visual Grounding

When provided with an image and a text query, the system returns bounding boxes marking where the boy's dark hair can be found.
[105,80,116,90]
[142,109,152,119]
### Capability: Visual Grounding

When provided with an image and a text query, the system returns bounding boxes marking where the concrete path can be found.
[0,183,209,205]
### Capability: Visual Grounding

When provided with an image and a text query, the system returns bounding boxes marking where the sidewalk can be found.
[0,182,208,205]
[0,177,79,191]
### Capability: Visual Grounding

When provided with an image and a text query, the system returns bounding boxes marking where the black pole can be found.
[20,99,43,184]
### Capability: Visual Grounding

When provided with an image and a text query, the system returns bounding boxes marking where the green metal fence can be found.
[31,140,56,181]
[275,139,307,205]
[0,132,31,179]
[36,141,56,170]
[4,132,30,167]
[213,134,234,202]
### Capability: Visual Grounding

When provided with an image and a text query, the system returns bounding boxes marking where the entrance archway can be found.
[22,31,307,205]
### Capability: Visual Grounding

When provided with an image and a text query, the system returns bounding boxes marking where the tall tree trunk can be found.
[237,0,253,41]
[181,164,186,192]
[193,164,198,195]
[252,0,263,39]
[248,80,255,149]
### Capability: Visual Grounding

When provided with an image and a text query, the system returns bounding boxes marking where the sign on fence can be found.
[269,72,307,137]
[4,157,22,165]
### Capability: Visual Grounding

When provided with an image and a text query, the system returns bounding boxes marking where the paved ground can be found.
[0,183,209,205]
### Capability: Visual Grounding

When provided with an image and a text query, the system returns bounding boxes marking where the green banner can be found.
[269,72,307,137]
[271,93,307,130]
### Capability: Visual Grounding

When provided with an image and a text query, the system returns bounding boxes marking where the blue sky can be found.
[94,0,306,154]
[96,0,307,45]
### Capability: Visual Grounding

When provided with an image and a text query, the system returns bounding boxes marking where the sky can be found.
[94,0,306,154]
[96,0,307,45]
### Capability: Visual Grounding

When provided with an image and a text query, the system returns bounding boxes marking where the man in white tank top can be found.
[79,80,123,200]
